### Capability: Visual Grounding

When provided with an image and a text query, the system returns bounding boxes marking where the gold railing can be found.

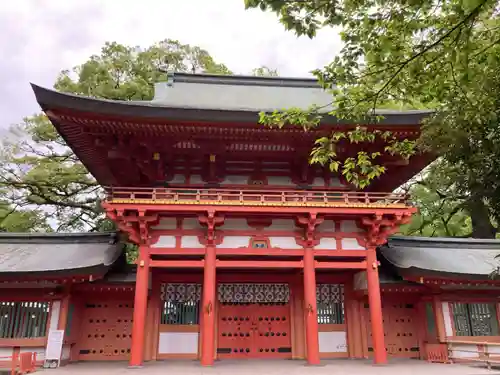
[105,187,409,208]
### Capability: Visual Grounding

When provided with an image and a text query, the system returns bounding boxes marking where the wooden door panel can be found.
[364,300,420,358]
[77,300,133,361]
[217,302,291,358]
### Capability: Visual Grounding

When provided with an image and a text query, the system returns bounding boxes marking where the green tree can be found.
[246,0,500,237]
[0,39,277,232]
[251,66,279,76]
[399,162,472,237]
[0,199,50,232]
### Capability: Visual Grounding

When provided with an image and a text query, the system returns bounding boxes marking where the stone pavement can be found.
[45,359,500,374]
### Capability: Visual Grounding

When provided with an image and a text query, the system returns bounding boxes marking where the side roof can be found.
[0,232,122,278]
[31,72,433,125]
[380,236,500,280]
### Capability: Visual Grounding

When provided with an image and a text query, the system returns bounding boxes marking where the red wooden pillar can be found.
[303,248,320,365]
[57,293,71,331]
[201,246,216,366]
[366,249,387,365]
[432,295,446,342]
[129,246,150,368]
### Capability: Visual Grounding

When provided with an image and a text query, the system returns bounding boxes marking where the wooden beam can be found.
[216,248,304,256]
[148,248,205,256]
[216,260,303,269]
[314,261,367,269]
[149,260,204,268]
[148,248,366,257]
[313,250,367,258]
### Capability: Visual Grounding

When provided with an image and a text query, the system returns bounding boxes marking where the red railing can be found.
[0,352,37,375]
[105,187,409,208]
[425,343,449,363]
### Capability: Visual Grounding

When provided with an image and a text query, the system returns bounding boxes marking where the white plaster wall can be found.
[152,236,176,248]
[221,175,248,184]
[266,219,296,231]
[21,347,45,360]
[450,344,479,358]
[341,238,365,250]
[316,220,336,232]
[151,218,177,230]
[329,177,342,187]
[190,175,204,184]
[170,174,186,184]
[49,301,60,331]
[217,236,251,248]
[442,302,453,336]
[312,177,325,187]
[340,220,362,232]
[318,331,347,353]
[487,345,500,355]
[181,236,204,248]
[158,332,199,354]
[183,218,203,230]
[0,347,12,358]
[269,237,302,249]
[315,238,338,250]
[220,219,251,230]
[267,176,294,186]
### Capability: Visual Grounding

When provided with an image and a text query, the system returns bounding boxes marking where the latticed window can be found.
[316,284,344,324]
[160,283,201,325]
[0,302,50,338]
[451,302,499,336]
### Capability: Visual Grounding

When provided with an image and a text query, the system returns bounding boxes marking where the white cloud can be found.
[0,0,341,130]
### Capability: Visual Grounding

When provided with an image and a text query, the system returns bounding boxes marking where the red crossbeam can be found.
[149,260,204,268]
[216,260,304,269]
[314,261,367,269]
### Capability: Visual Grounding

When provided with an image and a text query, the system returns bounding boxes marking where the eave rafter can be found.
[46,106,423,188]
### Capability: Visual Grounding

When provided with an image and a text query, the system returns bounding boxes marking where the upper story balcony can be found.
[104,187,410,209]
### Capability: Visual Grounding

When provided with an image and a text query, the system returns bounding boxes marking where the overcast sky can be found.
[0,0,341,131]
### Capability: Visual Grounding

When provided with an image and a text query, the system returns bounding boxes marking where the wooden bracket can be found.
[361,212,413,247]
[297,213,324,247]
[199,211,224,246]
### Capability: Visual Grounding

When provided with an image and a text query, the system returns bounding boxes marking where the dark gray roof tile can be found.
[0,232,121,274]
[381,236,500,277]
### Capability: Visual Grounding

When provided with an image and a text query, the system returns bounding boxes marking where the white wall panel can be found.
[217,236,251,248]
[315,238,338,250]
[181,236,204,248]
[318,331,347,353]
[341,238,365,250]
[158,332,198,354]
[269,237,302,249]
[152,236,176,248]
[442,302,453,336]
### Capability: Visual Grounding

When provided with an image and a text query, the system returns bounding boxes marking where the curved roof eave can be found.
[380,236,500,278]
[31,84,433,126]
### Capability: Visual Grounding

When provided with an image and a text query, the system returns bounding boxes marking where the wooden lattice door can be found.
[217,302,291,358]
[217,283,291,359]
[77,300,133,361]
[364,300,420,358]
